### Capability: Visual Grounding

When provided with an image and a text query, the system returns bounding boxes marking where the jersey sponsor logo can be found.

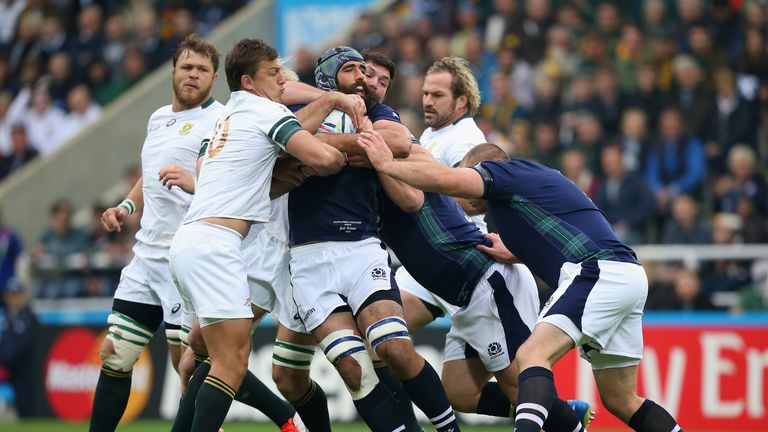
[179,122,194,136]
[487,341,504,359]
[171,303,181,314]
[370,267,387,281]
[44,327,152,421]
[166,119,177,127]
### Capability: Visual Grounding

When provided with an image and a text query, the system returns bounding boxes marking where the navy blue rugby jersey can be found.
[473,159,638,288]
[288,102,401,244]
[379,191,493,306]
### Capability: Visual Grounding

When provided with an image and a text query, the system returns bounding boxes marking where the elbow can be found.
[306,152,344,175]
[390,137,411,159]
[398,200,423,213]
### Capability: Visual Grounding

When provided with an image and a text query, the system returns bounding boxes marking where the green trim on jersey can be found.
[510,194,617,262]
[198,138,210,157]
[268,116,302,148]
[201,97,216,109]
[417,200,493,276]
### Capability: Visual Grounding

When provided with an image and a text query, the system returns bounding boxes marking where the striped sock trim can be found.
[571,423,584,432]
[204,376,236,399]
[517,402,548,418]
[293,380,317,407]
[392,426,406,432]
[193,353,208,363]
[101,366,131,378]
[372,360,387,368]
[671,426,681,432]
[516,402,548,429]
[430,406,456,429]
[516,412,545,428]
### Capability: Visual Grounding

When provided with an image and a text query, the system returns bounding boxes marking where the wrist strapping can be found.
[118,199,136,215]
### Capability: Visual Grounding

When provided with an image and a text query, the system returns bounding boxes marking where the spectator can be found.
[571,113,606,174]
[38,14,70,68]
[5,11,42,77]
[0,0,27,45]
[21,84,67,155]
[0,279,38,418]
[705,67,756,174]
[95,44,148,105]
[30,199,89,298]
[645,107,706,212]
[671,54,713,138]
[594,144,655,244]
[69,4,105,82]
[714,145,767,239]
[0,211,22,298]
[700,213,752,299]
[0,123,38,179]
[632,63,670,129]
[479,71,523,132]
[560,147,598,198]
[494,44,534,108]
[508,0,553,64]
[661,194,711,244]
[686,24,728,82]
[617,108,650,174]
[671,269,719,310]
[531,120,561,168]
[594,65,635,135]
[45,51,75,107]
[0,91,13,154]
[526,72,560,123]
[61,84,102,142]
[101,13,128,74]
[614,23,646,92]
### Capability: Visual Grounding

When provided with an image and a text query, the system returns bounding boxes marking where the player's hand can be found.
[101,207,128,233]
[357,130,394,171]
[476,232,519,264]
[347,154,372,169]
[159,164,196,194]
[273,157,305,186]
[334,93,366,130]
[358,116,374,132]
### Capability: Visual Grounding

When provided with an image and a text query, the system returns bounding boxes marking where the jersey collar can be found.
[452,112,472,125]
[201,97,216,109]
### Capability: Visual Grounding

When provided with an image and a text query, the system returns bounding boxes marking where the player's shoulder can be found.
[453,116,486,139]
[368,102,401,123]
[232,91,294,118]
[148,104,174,122]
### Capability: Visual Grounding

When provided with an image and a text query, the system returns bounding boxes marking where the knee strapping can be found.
[319,329,378,400]
[273,340,315,370]
[179,325,191,348]
[165,328,182,346]
[103,312,154,372]
[366,316,410,352]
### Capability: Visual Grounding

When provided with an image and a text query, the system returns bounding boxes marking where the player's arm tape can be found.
[117,199,136,215]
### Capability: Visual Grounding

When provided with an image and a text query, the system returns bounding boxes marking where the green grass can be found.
[0,420,515,431]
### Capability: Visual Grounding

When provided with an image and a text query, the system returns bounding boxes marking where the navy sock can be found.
[292,380,332,432]
[375,362,422,431]
[171,359,210,432]
[401,361,459,432]
[629,399,683,432]
[191,376,236,432]
[236,370,295,427]
[353,382,406,432]
[515,367,555,432]
[476,381,512,417]
[88,368,132,432]
[544,398,584,432]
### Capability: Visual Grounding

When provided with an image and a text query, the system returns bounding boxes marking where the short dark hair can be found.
[173,34,221,73]
[50,199,72,216]
[462,143,509,167]
[225,38,278,92]
[363,51,396,88]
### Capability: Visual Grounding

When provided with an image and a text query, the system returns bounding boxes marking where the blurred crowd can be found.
[1,0,768,313]
[0,0,244,177]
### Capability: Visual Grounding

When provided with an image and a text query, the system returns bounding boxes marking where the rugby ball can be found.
[317,109,356,134]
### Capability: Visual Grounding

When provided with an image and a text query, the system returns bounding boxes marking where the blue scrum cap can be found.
[314,46,365,91]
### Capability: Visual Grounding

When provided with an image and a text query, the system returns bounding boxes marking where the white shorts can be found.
[244,228,307,334]
[290,237,391,332]
[169,221,253,326]
[395,267,459,317]
[539,260,648,370]
[114,242,183,326]
[444,263,539,372]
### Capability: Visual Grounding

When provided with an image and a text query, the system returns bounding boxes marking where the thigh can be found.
[290,245,347,332]
[146,256,184,327]
[114,255,162,308]
[395,266,458,319]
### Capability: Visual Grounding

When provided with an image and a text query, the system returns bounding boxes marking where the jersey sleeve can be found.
[472,161,516,200]
[369,103,402,124]
[258,102,303,150]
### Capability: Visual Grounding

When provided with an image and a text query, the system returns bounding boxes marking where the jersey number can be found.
[207,116,231,158]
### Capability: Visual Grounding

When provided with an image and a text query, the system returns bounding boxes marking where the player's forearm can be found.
[379,160,475,198]
[124,177,144,212]
[295,92,337,132]
[315,133,364,155]
[378,172,424,213]
[269,178,297,200]
[281,80,324,105]
[373,121,411,158]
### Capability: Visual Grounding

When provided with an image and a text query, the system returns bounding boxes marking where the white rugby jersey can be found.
[419,114,486,167]
[136,97,223,248]
[419,114,488,232]
[184,91,302,225]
